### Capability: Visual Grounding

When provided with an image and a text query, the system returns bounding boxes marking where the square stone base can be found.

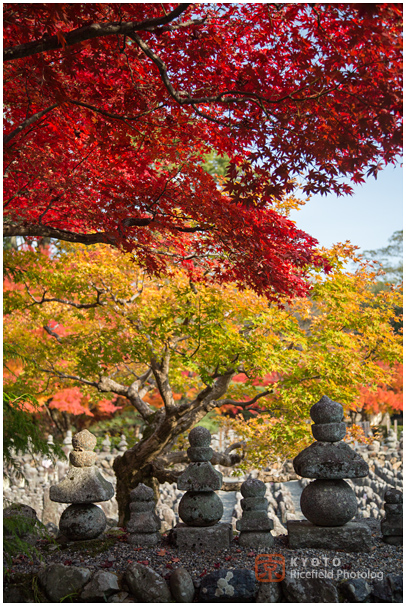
[287,520,373,552]
[169,522,232,550]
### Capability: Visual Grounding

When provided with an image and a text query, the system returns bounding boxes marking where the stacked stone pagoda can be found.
[381,488,403,546]
[127,483,161,546]
[170,427,232,550]
[287,395,373,552]
[237,478,274,549]
[50,429,114,541]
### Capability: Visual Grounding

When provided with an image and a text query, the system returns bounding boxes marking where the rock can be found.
[38,563,91,602]
[125,562,172,603]
[310,395,343,424]
[199,569,256,601]
[170,567,195,602]
[107,592,130,603]
[70,450,97,467]
[371,578,394,603]
[339,578,372,602]
[293,441,369,479]
[59,503,107,540]
[282,574,338,602]
[387,575,403,603]
[179,490,223,526]
[287,520,373,552]
[300,479,357,526]
[311,422,346,442]
[3,503,39,540]
[81,570,120,600]
[239,530,274,549]
[385,488,402,504]
[50,465,115,503]
[169,522,232,550]
[177,462,222,492]
[256,581,283,602]
[241,478,266,498]
[72,428,97,451]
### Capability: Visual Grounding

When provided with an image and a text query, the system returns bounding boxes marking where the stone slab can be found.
[169,522,232,550]
[50,466,114,503]
[287,520,373,552]
[238,530,274,549]
[293,441,369,479]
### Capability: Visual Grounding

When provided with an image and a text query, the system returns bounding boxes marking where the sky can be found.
[289,164,403,255]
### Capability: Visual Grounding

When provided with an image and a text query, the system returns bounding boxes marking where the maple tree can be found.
[3,3,403,300]
[348,361,403,422]
[4,242,402,521]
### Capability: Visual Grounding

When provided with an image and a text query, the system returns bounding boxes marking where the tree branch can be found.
[4,104,59,145]
[4,4,191,62]
[216,390,273,408]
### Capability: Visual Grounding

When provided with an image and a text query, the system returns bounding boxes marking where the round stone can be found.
[241,496,268,511]
[179,491,223,526]
[72,429,97,452]
[311,422,347,442]
[241,478,266,498]
[310,396,343,425]
[59,503,107,540]
[188,427,211,448]
[130,483,155,502]
[69,450,97,467]
[300,479,357,527]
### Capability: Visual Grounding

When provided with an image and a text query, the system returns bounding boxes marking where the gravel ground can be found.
[4,518,402,591]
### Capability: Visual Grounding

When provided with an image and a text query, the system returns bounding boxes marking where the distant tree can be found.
[363,230,403,286]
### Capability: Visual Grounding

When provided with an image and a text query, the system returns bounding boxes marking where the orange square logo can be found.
[255,554,285,582]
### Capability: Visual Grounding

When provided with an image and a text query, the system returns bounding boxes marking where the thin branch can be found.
[216,390,273,408]
[4,103,59,145]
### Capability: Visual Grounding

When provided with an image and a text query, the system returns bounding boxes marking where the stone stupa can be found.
[287,395,373,552]
[50,429,114,541]
[170,427,232,550]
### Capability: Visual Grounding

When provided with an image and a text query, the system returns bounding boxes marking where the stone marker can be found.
[237,478,274,548]
[170,427,232,550]
[381,488,403,546]
[50,429,114,540]
[126,483,161,546]
[288,395,373,552]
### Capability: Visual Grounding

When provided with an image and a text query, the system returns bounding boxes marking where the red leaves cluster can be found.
[3,4,402,300]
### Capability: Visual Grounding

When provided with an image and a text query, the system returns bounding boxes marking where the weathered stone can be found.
[130,500,155,513]
[236,515,273,532]
[189,426,211,447]
[382,535,403,545]
[125,562,172,603]
[170,567,196,603]
[177,462,222,491]
[238,530,274,549]
[310,395,343,424]
[179,490,223,526]
[126,511,160,533]
[381,517,403,534]
[387,574,403,602]
[3,503,39,539]
[282,573,339,603]
[312,422,346,442]
[69,450,97,467]
[385,488,403,504]
[256,581,283,602]
[50,465,115,503]
[59,503,107,540]
[169,522,232,550]
[384,503,403,516]
[241,478,266,498]
[241,496,268,511]
[72,429,97,452]
[339,578,372,602]
[107,591,130,603]
[81,570,120,600]
[38,563,91,602]
[187,446,213,462]
[130,483,155,501]
[300,479,357,526]
[199,569,256,601]
[287,520,373,552]
[370,578,394,603]
[293,441,369,479]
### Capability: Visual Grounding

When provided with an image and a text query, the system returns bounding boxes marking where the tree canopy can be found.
[3,3,403,300]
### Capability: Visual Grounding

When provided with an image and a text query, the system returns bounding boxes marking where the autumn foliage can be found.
[3,3,403,300]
